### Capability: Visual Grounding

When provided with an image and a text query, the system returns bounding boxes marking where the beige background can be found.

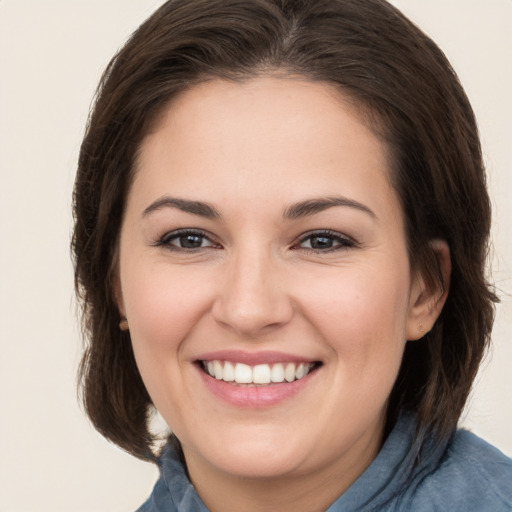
[0,1,510,511]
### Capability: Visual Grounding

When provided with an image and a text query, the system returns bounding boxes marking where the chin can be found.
[213,450,308,479]
[183,428,314,479]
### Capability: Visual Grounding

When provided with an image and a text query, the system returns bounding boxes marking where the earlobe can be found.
[406,240,451,340]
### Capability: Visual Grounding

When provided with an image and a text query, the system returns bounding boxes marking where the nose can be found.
[211,247,294,336]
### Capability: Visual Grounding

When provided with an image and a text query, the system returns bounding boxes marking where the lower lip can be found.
[196,365,318,408]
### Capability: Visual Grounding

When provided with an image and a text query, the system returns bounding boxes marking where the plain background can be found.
[0,1,510,511]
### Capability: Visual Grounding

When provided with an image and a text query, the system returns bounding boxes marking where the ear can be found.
[113,273,130,331]
[406,239,451,340]
[112,271,126,317]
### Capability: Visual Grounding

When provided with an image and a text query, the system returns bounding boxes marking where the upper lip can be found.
[195,349,320,366]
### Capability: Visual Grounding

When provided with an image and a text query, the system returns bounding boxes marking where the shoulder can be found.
[409,430,512,511]
[135,442,208,512]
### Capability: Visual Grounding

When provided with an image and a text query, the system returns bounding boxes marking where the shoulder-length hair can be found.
[73,0,497,460]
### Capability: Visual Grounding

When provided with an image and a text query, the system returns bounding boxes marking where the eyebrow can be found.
[142,195,375,220]
[143,197,221,219]
[283,196,376,220]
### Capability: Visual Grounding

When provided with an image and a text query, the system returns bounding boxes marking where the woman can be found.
[72,0,512,510]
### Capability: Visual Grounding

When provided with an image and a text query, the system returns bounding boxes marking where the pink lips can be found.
[194,350,320,408]
[195,349,314,366]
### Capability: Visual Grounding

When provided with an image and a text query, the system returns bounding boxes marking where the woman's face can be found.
[117,77,427,488]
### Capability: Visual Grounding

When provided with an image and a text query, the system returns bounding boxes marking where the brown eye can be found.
[307,235,335,249]
[298,231,355,251]
[158,229,216,250]
[176,233,208,249]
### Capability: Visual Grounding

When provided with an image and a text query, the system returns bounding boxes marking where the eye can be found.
[156,229,218,250]
[296,230,355,252]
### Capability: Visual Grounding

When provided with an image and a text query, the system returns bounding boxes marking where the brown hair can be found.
[73,0,497,461]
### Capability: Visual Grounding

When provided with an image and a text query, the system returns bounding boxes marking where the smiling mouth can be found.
[198,360,322,386]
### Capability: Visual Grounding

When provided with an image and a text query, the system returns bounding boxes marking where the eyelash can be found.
[294,230,356,253]
[154,229,356,253]
[154,229,219,251]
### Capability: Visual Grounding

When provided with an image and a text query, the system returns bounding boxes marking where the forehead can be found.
[132,77,400,222]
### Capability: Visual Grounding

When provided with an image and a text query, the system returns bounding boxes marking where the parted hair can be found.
[73,0,497,461]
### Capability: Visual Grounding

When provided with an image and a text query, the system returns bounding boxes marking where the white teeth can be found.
[234,363,253,384]
[295,363,306,379]
[223,361,235,381]
[284,362,296,382]
[213,360,223,379]
[270,363,285,383]
[253,364,271,384]
[203,360,316,385]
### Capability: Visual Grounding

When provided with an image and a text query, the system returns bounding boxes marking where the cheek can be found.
[298,264,411,364]
[121,261,214,357]
[119,262,215,422]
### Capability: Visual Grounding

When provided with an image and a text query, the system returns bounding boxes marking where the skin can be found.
[116,77,448,512]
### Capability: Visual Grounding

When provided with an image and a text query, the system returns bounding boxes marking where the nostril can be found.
[211,298,294,336]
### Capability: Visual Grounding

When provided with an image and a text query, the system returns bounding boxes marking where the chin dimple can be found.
[201,360,318,385]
